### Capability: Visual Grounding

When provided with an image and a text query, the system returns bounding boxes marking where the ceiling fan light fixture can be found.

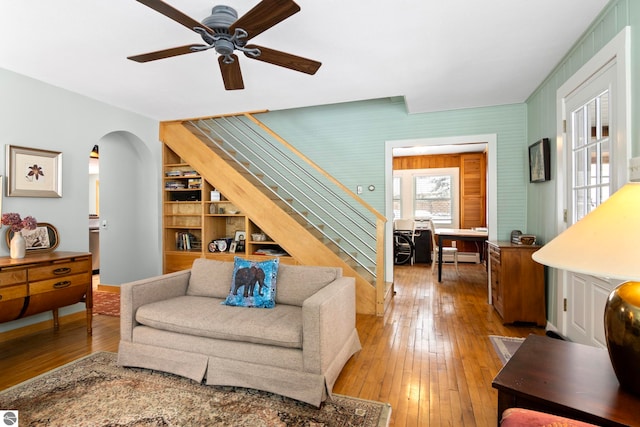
[214,39,235,56]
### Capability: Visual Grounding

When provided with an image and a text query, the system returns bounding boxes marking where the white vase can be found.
[10,232,26,259]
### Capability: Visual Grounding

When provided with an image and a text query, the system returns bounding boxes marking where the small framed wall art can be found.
[6,145,62,197]
[528,138,551,183]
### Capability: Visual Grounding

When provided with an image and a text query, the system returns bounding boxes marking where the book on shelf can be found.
[175,232,200,251]
[188,178,202,189]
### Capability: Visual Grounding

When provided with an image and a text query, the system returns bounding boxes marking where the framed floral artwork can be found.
[6,145,62,197]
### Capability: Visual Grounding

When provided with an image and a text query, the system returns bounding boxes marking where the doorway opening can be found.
[384,134,497,283]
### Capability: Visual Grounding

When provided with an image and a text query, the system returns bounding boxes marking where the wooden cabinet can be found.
[0,252,93,334]
[162,145,295,272]
[488,241,545,326]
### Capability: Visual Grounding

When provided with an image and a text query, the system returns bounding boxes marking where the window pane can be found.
[600,91,609,138]
[393,177,401,199]
[574,148,586,187]
[601,185,610,204]
[414,175,452,222]
[588,98,597,144]
[415,176,451,198]
[573,106,586,148]
[575,188,587,222]
[588,144,598,186]
[600,139,610,184]
[393,201,401,221]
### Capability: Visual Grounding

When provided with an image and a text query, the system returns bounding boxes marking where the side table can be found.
[492,334,638,426]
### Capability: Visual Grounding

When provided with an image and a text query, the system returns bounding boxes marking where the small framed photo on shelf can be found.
[234,230,246,252]
[229,241,237,253]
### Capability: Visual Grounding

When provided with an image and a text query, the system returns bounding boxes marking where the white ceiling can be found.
[0,0,608,121]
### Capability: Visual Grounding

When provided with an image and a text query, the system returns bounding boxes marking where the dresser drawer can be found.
[25,273,89,316]
[29,273,89,295]
[0,269,27,286]
[0,284,28,302]
[28,258,91,282]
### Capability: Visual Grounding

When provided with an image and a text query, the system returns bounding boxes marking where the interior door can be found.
[562,61,618,347]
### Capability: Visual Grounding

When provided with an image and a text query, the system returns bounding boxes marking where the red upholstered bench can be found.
[500,408,599,427]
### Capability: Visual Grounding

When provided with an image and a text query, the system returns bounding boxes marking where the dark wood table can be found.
[492,334,639,426]
[435,228,487,282]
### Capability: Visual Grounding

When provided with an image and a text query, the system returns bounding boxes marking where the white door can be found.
[561,60,624,347]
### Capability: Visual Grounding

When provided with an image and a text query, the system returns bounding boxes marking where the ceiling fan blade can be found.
[245,45,321,75]
[230,0,300,41]
[135,0,212,33]
[128,45,206,62]
[219,55,244,90]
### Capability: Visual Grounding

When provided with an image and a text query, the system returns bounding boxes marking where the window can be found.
[393,167,459,227]
[392,176,401,220]
[571,90,610,222]
[414,175,452,223]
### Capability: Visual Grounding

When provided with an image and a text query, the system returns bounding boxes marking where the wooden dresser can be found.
[0,252,93,334]
[487,241,545,326]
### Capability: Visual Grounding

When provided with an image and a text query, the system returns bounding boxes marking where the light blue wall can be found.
[525,0,639,325]
[259,99,527,240]
[0,68,161,332]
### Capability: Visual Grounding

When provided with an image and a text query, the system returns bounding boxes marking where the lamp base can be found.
[604,281,640,395]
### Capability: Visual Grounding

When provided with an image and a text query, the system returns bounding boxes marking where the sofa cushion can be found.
[275,263,341,306]
[136,295,302,348]
[223,257,279,308]
[187,258,234,299]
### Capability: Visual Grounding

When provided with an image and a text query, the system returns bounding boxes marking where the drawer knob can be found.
[53,281,72,289]
[53,267,71,275]
[0,294,3,300]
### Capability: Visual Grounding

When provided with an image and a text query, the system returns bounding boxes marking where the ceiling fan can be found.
[128,0,322,90]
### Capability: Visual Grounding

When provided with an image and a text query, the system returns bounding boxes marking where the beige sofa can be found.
[118,258,362,407]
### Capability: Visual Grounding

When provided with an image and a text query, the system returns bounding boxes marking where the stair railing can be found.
[185,113,385,283]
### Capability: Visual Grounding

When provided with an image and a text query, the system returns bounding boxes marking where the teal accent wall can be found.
[526,0,639,326]
[259,100,527,240]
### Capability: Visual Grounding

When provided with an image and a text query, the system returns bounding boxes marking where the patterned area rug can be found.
[489,335,525,365]
[93,291,120,316]
[0,352,391,427]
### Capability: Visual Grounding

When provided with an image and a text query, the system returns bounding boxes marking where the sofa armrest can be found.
[120,269,191,342]
[302,276,357,373]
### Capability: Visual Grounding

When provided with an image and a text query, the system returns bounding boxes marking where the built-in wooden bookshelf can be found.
[162,144,295,272]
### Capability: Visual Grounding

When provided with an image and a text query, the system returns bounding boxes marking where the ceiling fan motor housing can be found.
[202,5,238,33]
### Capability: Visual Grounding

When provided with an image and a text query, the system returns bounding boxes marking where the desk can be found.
[435,228,488,282]
[492,334,637,426]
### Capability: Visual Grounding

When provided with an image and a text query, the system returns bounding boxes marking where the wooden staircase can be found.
[160,118,388,315]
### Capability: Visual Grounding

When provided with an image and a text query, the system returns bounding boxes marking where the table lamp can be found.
[531,182,640,395]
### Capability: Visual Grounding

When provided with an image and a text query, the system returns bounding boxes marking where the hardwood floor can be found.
[0,263,544,426]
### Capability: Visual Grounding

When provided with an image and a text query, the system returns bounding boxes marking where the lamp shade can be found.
[531,182,640,281]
